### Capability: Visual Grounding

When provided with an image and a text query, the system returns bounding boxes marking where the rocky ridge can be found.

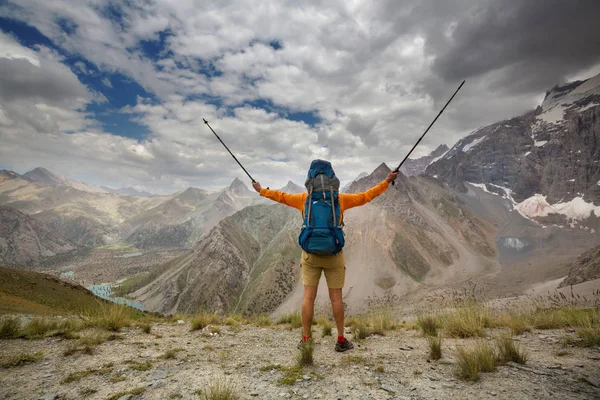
[130,162,498,315]
[0,206,76,266]
[560,243,600,288]
[425,73,600,230]
[400,144,449,176]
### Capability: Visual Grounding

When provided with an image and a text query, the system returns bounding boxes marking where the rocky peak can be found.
[425,72,600,227]
[400,144,450,176]
[228,177,252,196]
[0,170,20,183]
[23,167,63,185]
[279,181,304,193]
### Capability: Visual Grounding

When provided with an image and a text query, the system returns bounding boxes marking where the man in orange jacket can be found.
[252,162,399,352]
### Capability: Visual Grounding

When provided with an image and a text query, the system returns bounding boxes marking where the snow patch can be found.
[534,140,548,147]
[524,151,531,157]
[537,104,565,124]
[465,182,492,194]
[578,102,600,112]
[502,238,528,251]
[463,136,486,152]
[515,194,554,218]
[515,194,600,221]
[554,197,600,221]
[427,149,450,166]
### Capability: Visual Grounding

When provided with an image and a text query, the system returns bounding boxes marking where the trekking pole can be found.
[203,118,256,183]
[392,80,465,185]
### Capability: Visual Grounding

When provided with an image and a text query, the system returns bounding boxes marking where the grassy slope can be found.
[0,266,144,318]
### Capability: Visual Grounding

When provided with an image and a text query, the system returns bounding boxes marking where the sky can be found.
[1,0,599,193]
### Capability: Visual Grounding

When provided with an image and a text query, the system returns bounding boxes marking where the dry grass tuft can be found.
[296,341,314,367]
[161,348,184,359]
[0,316,21,339]
[442,303,488,338]
[107,387,145,400]
[454,341,496,381]
[321,321,332,337]
[250,315,272,327]
[1,351,44,368]
[276,312,302,329]
[496,335,527,365]
[85,303,132,332]
[196,377,239,400]
[428,336,442,360]
[191,312,222,331]
[417,313,440,337]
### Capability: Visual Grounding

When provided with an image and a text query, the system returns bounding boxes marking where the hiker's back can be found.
[298,160,345,256]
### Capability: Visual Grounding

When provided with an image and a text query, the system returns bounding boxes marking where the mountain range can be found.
[1,74,599,315]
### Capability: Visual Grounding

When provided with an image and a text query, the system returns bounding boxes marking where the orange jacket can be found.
[259,180,389,223]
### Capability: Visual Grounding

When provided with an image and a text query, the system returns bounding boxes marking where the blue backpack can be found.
[298,160,345,255]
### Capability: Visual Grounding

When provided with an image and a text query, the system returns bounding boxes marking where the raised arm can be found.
[253,181,306,211]
[339,171,398,211]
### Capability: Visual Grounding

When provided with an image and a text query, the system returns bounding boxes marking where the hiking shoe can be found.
[335,338,354,352]
[297,339,313,349]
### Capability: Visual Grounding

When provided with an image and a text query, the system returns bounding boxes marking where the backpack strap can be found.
[303,184,314,228]
[329,181,337,227]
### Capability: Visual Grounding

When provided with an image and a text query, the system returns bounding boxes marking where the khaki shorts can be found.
[301,251,346,289]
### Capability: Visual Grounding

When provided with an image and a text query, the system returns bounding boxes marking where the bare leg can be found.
[302,286,318,339]
[329,288,344,338]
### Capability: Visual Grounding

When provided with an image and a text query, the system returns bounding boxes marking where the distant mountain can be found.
[0,206,75,266]
[101,186,156,197]
[128,204,302,315]
[426,73,600,230]
[560,244,600,287]
[278,181,305,193]
[129,162,499,315]
[0,170,20,183]
[23,167,107,194]
[341,172,368,193]
[400,144,449,176]
[0,176,168,247]
[121,178,261,249]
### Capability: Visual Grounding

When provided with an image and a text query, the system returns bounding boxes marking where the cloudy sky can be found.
[1,0,599,193]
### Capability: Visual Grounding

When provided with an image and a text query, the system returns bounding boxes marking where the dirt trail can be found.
[1,322,599,400]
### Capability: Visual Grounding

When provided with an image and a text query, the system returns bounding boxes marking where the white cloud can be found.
[1,0,599,192]
[101,77,112,88]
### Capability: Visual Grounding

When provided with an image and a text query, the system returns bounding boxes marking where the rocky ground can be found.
[1,321,599,400]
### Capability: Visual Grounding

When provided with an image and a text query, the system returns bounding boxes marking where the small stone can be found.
[176,320,185,324]
[380,384,395,393]
[576,364,585,368]
[117,395,133,400]
[589,355,600,360]
[490,392,497,396]
[547,365,562,370]
[279,392,286,397]
[152,370,168,380]
[303,375,311,380]
[566,328,575,333]
[43,373,53,378]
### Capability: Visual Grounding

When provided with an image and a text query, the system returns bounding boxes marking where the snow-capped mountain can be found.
[400,144,449,176]
[426,73,600,229]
